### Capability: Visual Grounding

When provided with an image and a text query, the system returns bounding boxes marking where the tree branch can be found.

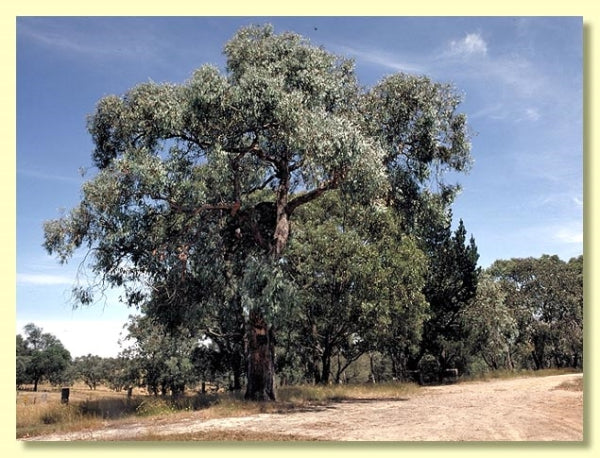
[244,174,277,195]
[169,200,240,216]
[286,173,341,215]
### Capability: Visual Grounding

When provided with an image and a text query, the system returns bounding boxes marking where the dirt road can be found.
[24,373,583,441]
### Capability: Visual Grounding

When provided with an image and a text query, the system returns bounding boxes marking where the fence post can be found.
[61,387,70,404]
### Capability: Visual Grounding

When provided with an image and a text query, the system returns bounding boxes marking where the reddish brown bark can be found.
[245,309,276,401]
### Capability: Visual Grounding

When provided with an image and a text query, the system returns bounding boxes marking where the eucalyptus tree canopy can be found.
[44,24,472,400]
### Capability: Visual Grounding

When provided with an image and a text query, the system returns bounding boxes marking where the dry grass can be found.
[554,376,583,392]
[462,367,582,383]
[16,384,149,438]
[16,381,419,440]
[18,373,580,440]
[277,381,419,403]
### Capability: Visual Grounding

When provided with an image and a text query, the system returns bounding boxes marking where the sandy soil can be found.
[23,373,583,442]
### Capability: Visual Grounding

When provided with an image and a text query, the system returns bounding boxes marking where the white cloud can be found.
[448,33,488,57]
[17,273,73,285]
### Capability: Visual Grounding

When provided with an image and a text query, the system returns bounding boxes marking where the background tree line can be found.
[17,251,583,395]
[34,24,583,399]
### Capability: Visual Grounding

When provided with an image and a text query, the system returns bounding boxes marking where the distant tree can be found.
[16,334,30,389]
[487,255,583,370]
[121,315,200,396]
[73,354,106,390]
[464,273,518,371]
[17,323,72,391]
[103,356,142,393]
[43,24,472,400]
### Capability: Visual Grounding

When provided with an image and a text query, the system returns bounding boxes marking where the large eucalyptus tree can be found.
[44,24,472,400]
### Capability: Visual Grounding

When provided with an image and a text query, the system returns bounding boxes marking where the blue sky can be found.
[15,17,583,357]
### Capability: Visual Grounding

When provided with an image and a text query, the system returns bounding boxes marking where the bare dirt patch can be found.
[22,373,583,442]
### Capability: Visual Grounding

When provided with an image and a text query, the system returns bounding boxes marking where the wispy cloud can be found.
[335,27,563,118]
[335,45,426,75]
[467,103,509,121]
[513,147,582,185]
[531,192,584,212]
[509,221,583,253]
[17,168,83,184]
[433,30,574,124]
[436,44,546,102]
[524,108,541,121]
[339,29,557,124]
[20,23,106,56]
[17,273,73,286]
[486,56,545,99]
[553,226,583,244]
[18,19,165,65]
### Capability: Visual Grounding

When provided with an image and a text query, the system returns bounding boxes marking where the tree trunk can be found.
[244,169,290,400]
[369,352,377,383]
[312,359,322,384]
[505,346,514,370]
[531,350,543,370]
[391,357,398,380]
[232,355,243,391]
[245,309,276,401]
[320,347,332,384]
[272,172,290,258]
[310,323,322,384]
[227,336,244,392]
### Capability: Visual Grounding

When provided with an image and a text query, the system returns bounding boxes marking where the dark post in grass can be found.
[61,387,70,404]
